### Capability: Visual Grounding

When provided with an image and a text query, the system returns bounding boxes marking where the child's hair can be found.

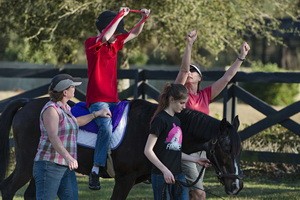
[152,83,188,121]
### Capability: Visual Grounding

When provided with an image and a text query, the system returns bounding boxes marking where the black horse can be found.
[0,97,243,200]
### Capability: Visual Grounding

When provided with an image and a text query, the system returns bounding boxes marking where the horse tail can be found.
[0,98,29,182]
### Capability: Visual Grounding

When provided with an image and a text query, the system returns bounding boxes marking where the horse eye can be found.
[220,138,231,153]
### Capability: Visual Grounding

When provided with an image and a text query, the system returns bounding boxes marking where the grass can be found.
[10,168,300,200]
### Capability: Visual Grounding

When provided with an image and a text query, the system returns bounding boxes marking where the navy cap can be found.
[95,10,127,34]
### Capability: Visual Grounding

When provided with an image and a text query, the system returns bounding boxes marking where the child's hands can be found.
[140,8,150,18]
[120,7,130,16]
[96,108,112,118]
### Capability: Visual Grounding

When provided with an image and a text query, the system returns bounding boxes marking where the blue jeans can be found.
[89,102,116,167]
[33,161,78,200]
[151,173,189,200]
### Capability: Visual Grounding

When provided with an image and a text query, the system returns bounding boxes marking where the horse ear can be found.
[233,115,240,131]
[220,118,228,133]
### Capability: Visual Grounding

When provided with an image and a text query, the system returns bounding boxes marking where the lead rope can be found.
[161,166,205,200]
[176,164,225,200]
[160,165,224,200]
[161,181,183,200]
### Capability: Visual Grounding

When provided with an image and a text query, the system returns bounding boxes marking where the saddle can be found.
[71,100,130,177]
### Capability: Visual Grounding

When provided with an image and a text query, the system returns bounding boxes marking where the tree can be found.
[0,0,299,66]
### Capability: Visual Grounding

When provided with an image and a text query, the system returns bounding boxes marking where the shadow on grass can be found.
[204,169,300,200]
[12,169,300,200]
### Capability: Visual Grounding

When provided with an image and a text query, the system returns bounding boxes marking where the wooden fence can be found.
[0,67,299,164]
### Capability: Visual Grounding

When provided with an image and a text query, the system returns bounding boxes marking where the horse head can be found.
[203,116,244,195]
[177,110,244,195]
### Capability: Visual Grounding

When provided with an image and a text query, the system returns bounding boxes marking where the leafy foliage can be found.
[0,0,299,66]
[242,124,300,153]
[242,124,300,177]
[243,61,299,106]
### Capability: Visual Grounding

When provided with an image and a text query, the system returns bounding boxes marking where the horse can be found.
[0,97,243,200]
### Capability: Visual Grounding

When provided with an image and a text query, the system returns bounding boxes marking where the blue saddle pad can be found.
[71,101,129,134]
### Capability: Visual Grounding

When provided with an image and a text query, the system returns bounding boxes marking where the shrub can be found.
[242,124,300,176]
[243,61,299,106]
[128,50,149,67]
[242,124,300,153]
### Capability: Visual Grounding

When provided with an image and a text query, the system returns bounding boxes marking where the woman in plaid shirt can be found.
[33,74,111,200]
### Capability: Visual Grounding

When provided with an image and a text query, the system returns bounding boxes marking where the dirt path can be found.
[0,91,23,100]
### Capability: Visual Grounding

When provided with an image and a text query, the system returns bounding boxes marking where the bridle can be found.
[207,137,244,184]
[162,136,244,199]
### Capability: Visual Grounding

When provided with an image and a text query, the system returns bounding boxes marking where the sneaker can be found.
[88,172,101,190]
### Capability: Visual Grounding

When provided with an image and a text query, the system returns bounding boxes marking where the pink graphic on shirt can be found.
[165,123,182,151]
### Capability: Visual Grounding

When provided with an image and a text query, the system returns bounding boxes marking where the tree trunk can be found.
[281,39,300,70]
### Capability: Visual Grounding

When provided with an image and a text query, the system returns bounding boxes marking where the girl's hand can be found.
[162,169,175,184]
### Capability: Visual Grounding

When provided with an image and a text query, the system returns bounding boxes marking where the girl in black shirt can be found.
[144,83,211,200]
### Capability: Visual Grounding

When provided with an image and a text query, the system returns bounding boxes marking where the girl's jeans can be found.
[151,173,189,200]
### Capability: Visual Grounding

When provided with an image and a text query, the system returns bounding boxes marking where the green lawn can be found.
[11,168,300,200]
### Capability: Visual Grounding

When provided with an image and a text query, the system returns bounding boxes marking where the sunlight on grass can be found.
[77,174,153,200]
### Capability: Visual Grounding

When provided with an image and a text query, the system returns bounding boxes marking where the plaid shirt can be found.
[34,101,78,166]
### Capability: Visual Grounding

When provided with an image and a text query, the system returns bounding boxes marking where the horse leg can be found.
[24,179,36,200]
[1,163,32,200]
[0,170,30,200]
[111,174,137,200]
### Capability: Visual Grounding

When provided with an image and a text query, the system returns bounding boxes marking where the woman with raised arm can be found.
[175,30,250,200]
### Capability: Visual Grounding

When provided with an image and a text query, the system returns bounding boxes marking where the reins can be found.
[160,161,205,200]
[161,164,225,200]
[161,181,183,200]
[177,164,205,188]
[175,150,226,200]
[160,135,244,199]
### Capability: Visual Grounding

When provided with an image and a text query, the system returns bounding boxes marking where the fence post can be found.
[133,69,139,99]
[223,83,237,123]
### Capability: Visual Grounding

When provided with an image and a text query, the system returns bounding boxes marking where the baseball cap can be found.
[190,64,202,76]
[95,10,127,34]
[49,74,82,92]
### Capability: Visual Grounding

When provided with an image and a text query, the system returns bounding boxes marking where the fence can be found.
[0,67,299,164]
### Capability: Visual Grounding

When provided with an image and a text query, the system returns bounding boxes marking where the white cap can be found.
[50,74,82,92]
[190,64,202,76]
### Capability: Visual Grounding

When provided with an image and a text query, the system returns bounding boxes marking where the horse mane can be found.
[128,99,241,155]
[176,109,221,141]
[177,109,241,156]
